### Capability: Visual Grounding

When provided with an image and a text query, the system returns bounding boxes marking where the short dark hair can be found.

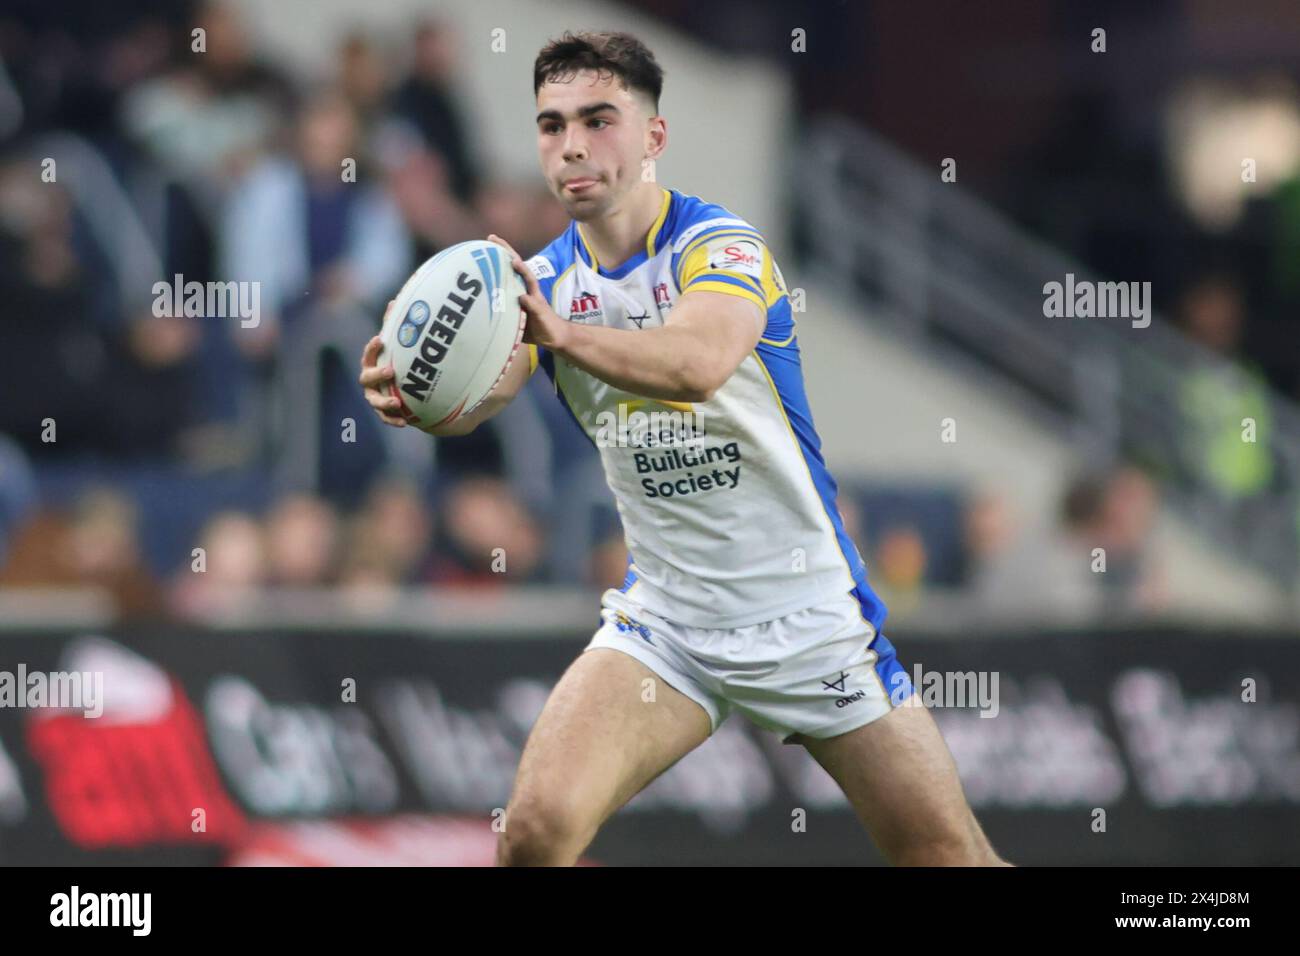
[533,31,664,113]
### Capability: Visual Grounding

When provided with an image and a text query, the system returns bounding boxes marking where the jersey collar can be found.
[575,186,674,280]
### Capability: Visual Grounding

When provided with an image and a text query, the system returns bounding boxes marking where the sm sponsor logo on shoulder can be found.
[50,886,151,936]
[706,237,763,280]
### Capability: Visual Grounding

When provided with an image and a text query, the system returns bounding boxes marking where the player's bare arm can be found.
[489,233,764,402]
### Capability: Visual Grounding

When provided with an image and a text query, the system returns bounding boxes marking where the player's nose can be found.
[561,130,589,163]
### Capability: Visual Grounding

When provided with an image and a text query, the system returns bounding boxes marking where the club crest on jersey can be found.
[653,282,672,311]
[568,289,603,323]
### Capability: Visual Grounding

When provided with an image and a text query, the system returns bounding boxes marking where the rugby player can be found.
[360,30,1008,867]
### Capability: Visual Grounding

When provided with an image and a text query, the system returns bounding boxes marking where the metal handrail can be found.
[799,117,1300,586]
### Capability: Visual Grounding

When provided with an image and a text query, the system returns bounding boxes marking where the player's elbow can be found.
[672,359,725,403]
[674,381,716,403]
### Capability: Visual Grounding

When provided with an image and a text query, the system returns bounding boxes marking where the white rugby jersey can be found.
[525,186,887,631]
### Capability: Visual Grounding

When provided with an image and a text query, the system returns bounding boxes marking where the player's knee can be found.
[496,793,593,866]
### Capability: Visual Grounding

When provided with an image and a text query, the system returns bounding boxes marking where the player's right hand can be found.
[488,233,571,354]
[358,300,407,427]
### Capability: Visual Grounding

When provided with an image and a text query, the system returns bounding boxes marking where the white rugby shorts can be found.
[585,586,915,744]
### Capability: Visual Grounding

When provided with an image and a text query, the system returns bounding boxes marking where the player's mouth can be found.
[563,176,600,194]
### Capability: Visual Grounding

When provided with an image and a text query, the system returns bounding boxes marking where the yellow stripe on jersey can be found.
[550,262,578,311]
[676,228,791,313]
[676,224,763,256]
[676,230,772,314]
[759,328,796,347]
[575,225,598,269]
[674,228,765,283]
[621,398,695,414]
[681,229,799,346]
[682,279,767,313]
[646,187,672,256]
[528,343,539,375]
[577,187,672,269]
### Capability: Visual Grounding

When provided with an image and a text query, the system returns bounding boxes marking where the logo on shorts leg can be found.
[822,670,866,708]
[821,671,849,693]
[614,611,653,645]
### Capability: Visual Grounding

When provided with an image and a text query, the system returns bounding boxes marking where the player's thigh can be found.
[801,700,998,864]
[508,646,712,832]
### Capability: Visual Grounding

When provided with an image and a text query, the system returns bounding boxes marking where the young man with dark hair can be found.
[360,30,1008,867]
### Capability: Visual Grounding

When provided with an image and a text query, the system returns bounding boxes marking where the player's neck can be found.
[576,183,667,272]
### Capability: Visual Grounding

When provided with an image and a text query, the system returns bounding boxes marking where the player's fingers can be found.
[515,296,541,327]
[360,334,384,371]
[359,341,395,388]
[489,233,540,293]
[487,233,518,258]
[506,254,541,300]
[368,387,407,427]
[519,301,557,349]
[364,387,402,412]
[359,363,395,390]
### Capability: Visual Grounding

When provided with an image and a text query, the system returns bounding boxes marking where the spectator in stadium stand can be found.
[1173,274,1296,564]
[870,525,929,619]
[0,165,96,455]
[373,119,484,264]
[959,490,1016,589]
[426,477,543,587]
[0,161,197,458]
[263,493,341,588]
[1043,474,1110,619]
[1095,466,1169,613]
[0,436,37,566]
[0,488,165,620]
[338,520,404,600]
[961,479,1106,623]
[218,87,410,360]
[391,19,481,205]
[169,510,267,619]
[119,0,298,208]
[1176,275,1275,504]
[336,30,392,134]
[345,478,435,586]
[477,180,574,261]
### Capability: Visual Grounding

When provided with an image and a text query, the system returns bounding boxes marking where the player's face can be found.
[536,70,658,221]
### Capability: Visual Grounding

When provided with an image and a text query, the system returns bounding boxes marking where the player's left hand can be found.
[487,234,570,354]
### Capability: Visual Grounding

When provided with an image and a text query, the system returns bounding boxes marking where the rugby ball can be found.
[380,240,527,430]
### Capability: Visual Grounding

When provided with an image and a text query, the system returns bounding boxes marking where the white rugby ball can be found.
[381,240,527,430]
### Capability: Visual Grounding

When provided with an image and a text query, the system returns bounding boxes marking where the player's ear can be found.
[644,113,667,161]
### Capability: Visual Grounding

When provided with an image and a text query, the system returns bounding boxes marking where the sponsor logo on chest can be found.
[568,289,603,322]
[562,278,670,330]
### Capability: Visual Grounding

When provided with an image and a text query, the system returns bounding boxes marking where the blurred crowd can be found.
[0,0,1174,622]
[0,464,1167,623]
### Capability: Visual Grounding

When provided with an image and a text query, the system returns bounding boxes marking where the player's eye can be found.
[541,122,562,135]
[588,118,609,129]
